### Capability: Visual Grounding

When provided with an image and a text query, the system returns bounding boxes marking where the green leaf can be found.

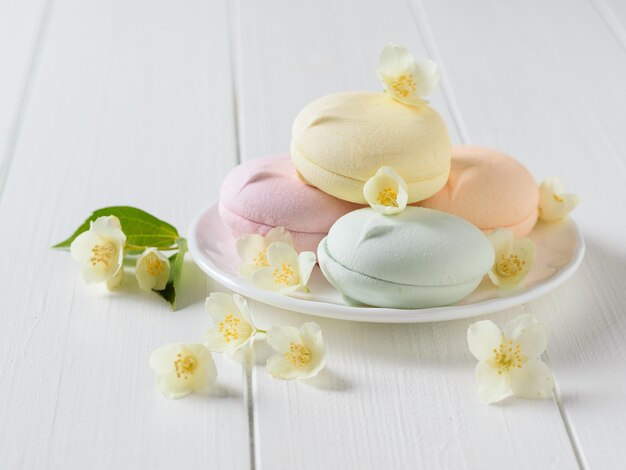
[156,238,188,311]
[53,206,179,250]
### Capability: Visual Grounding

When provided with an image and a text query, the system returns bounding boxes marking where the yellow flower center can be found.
[377,187,398,207]
[145,252,164,276]
[90,243,115,266]
[390,73,417,98]
[493,339,523,374]
[218,314,252,343]
[253,249,269,268]
[496,253,526,278]
[173,353,197,380]
[284,342,312,367]
[553,193,564,203]
[273,263,299,286]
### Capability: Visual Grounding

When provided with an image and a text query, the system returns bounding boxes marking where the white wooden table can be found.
[1,0,625,468]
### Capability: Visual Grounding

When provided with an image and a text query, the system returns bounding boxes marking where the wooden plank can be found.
[593,0,626,49]
[0,0,249,468]
[234,1,579,468]
[418,0,626,467]
[0,0,48,173]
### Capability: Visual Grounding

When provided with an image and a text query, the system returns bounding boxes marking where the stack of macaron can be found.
[217,44,577,309]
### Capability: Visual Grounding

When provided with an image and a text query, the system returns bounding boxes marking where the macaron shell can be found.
[420,146,539,237]
[291,91,452,203]
[325,207,494,287]
[318,207,494,309]
[219,155,361,252]
[218,202,325,253]
[318,237,483,309]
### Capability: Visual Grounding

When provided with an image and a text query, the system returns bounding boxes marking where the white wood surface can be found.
[0,0,248,468]
[0,0,48,173]
[2,0,626,468]
[234,1,579,468]
[418,0,626,467]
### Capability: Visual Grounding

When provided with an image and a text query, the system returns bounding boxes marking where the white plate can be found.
[188,203,585,323]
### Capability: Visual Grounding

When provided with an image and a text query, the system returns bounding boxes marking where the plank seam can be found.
[407,0,470,144]
[0,0,56,207]
[408,1,587,467]
[588,0,626,53]
[244,344,257,470]
[227,0,243,165]
[227,1,255,468]
[544,350,587,470]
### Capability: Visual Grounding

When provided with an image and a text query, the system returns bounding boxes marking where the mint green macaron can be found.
[317,207,494,309]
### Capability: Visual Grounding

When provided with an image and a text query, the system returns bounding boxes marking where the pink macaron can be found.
[219,155,362,252]
[420,146,539,237]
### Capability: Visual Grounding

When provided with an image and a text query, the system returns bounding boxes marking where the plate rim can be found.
[188,203,585,323]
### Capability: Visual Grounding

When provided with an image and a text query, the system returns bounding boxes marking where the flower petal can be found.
[203,297,253,353]
[251,267,282,291]
[105,267,124,290]
[363,166,409,215]
[152,344,216,398]
[299,322,327,379]
[488,232,535,289]
[266,354,302,380]
[265,241,299,268]
[205,292,239,324]
[299,322,324,348]
[538,177,580,222]
[487,228,514,259]
[187,344,217,392]
[149,343,179,374]
[70,230,101,264]
[377,43,415,77]
[376,44,438,106]
[233,293,253,325]
[467,320,502,361]
[412,59,439,97]
[70,222,124,284]
[90,215,125,241]
[297,251,317,287]
[504,313,547,358]
[203,327,233,352]
[266,325,301,353]
[495,238,535,289]
[509,359,554,399]
[157,371,193,399]
[475,361,511,404]
[236,234,267,264]
[239,262,260,278]
[135,248,170,291]
[80,252,120,284]
[265,227,294,246]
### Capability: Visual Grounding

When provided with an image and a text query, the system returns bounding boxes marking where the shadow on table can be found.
[113,258,210,312]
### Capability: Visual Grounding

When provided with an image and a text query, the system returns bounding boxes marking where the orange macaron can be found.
[420,146,539,237]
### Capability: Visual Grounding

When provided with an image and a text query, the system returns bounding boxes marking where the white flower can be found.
[363,166,408,215]
[236,227,294,278]
[266,322,326,380]
[135,248,170,291]
[204,293,256,352]
[376,43,439,107]
[468,314,554,403]
[149,343,217,399]
[105,267,124,290]
[487,228,535,289]
[251,242,316,295]
[70,215,126,287]
[538,177,580,222]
